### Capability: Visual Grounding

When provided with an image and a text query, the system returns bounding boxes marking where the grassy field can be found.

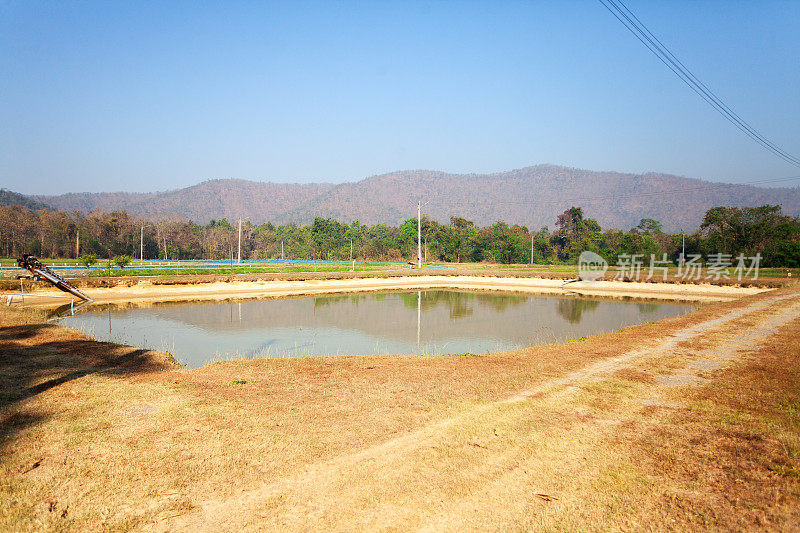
[85,264,405,277]
[1,282,799,530]
[0,259,800,280]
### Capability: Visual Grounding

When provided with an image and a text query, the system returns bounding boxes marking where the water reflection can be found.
[637,303,659,314]
[417,290,421,355]
[313,293,364,308]
[556,298,600,324]
[57,290,696,368]
[400,290,529,318]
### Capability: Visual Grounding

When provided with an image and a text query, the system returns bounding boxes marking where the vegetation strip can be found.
[2,203,798,267]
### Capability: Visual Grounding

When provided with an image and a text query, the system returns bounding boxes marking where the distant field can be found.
[0,259,411,278]
[0,258,795,280]
[87,264,406,277]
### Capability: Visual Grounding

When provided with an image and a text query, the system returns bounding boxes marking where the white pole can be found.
[681,230,685,267]
[237,219,242,263]
[140,225,144,261]
[530,233,534,264]
[76,230,80,257]
[350,239,353,261]
[281,240,284,261]
[417,201,422,269]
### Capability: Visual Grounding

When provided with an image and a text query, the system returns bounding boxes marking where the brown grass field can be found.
[1,278,799,531]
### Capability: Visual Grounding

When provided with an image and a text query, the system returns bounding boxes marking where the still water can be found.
[56,290,695,368]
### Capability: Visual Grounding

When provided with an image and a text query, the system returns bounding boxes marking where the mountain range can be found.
[0,189,51,212]
[19,164,800,232]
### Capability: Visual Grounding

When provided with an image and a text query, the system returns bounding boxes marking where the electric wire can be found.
[599,0,800,167]
[598,0,800,168]
[610,0,800,167]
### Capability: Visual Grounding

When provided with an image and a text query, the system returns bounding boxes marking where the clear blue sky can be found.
[2,0,798,194]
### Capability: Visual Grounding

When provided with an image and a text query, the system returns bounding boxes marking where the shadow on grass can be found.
[0,322,173,450]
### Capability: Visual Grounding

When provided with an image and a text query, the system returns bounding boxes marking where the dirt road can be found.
[156,289,800,531]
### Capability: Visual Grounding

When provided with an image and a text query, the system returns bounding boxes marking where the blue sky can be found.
[1,0,798,194]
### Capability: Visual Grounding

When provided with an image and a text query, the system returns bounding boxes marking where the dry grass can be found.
[611,317,800,529]
[0,285,799,530]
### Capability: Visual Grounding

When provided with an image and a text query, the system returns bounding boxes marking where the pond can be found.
[56,290,696,368]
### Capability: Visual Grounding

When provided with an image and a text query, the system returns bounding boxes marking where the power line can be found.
[598,0,800,168]
[599,0,800,167]
[609,0,800,167]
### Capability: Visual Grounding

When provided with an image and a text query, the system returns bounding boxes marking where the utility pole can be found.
[417,201,422,269]
[350,239,353,261]
[681,230,685,267]
[237,219,242,263]
[530,233,534,265]
[281,240,284,261]
[140,225,144,261]
[76,230,80,257]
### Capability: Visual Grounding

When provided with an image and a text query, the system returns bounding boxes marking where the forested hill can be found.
[36,165,800,232]
[0,189,50,211]
[40,180,335,225]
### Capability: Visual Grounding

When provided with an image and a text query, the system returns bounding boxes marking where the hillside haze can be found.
[36,165,800,232]
[0,189,51,211]
[40,180,334,224]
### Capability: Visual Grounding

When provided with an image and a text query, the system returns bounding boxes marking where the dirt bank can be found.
[8,275,771,308]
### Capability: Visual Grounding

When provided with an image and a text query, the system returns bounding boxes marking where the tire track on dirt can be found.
[416,296,800,532]
[151,291,800,532]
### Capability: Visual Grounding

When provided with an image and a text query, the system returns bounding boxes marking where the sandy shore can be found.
[11,275,769,306]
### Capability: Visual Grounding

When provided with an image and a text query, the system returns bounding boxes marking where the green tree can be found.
[398,218,420,258]
[449,216,476,262]
[551,207,601,262]
[701,205,800,265]
[635,218,663,235]
[474,222,529,264]
[311,217,346,259]
[530,229,554,263]
[113,255,132,268]
[78,254,98,268]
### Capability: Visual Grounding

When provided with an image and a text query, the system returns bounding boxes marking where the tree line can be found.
[0,203,798,267]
